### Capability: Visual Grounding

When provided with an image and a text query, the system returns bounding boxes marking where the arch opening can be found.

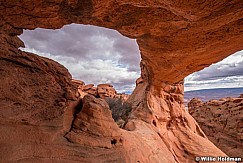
[185,50,243,102]
[19,24,141,94]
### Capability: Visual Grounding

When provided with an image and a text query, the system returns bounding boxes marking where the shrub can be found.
[105,98,132,127]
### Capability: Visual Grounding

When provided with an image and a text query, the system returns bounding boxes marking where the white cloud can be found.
[20,47,139,94]
[185,50,243,91]
[19,24,141,93]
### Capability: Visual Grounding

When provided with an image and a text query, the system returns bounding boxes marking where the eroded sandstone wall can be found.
[0,0,243,162]
[188,97,243,158]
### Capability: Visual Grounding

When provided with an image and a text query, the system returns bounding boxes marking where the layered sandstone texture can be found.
[72,79,129,100]
[1,0,243,163]
[188,97,243,158]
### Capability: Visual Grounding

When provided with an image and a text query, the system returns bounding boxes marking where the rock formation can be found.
[97,84,117,98]
[1,0,243,162]
[188,97,243,158]
[72,79,129,101]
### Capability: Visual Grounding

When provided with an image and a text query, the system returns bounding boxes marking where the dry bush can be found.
[105,98,132,127]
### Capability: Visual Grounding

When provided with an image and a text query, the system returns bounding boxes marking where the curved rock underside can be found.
[0,1,243,162]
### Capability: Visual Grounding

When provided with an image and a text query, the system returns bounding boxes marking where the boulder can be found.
[97,84,117,98]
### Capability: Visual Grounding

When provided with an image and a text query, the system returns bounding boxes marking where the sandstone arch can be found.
[1,1,243,162]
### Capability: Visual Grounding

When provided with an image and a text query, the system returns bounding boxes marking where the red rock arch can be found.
[1,1,243,162]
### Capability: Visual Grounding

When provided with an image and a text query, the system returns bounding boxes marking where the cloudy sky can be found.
[185,50,243,91]
[19,24,243,93]
[19,24,141,94]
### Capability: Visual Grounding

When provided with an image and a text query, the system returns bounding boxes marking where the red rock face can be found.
[65,95,122,148]
[188,97,243,158]
[0,0,242,162]
[0,51,77,124]
[97,84,117,98]
[72,80,126,100]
